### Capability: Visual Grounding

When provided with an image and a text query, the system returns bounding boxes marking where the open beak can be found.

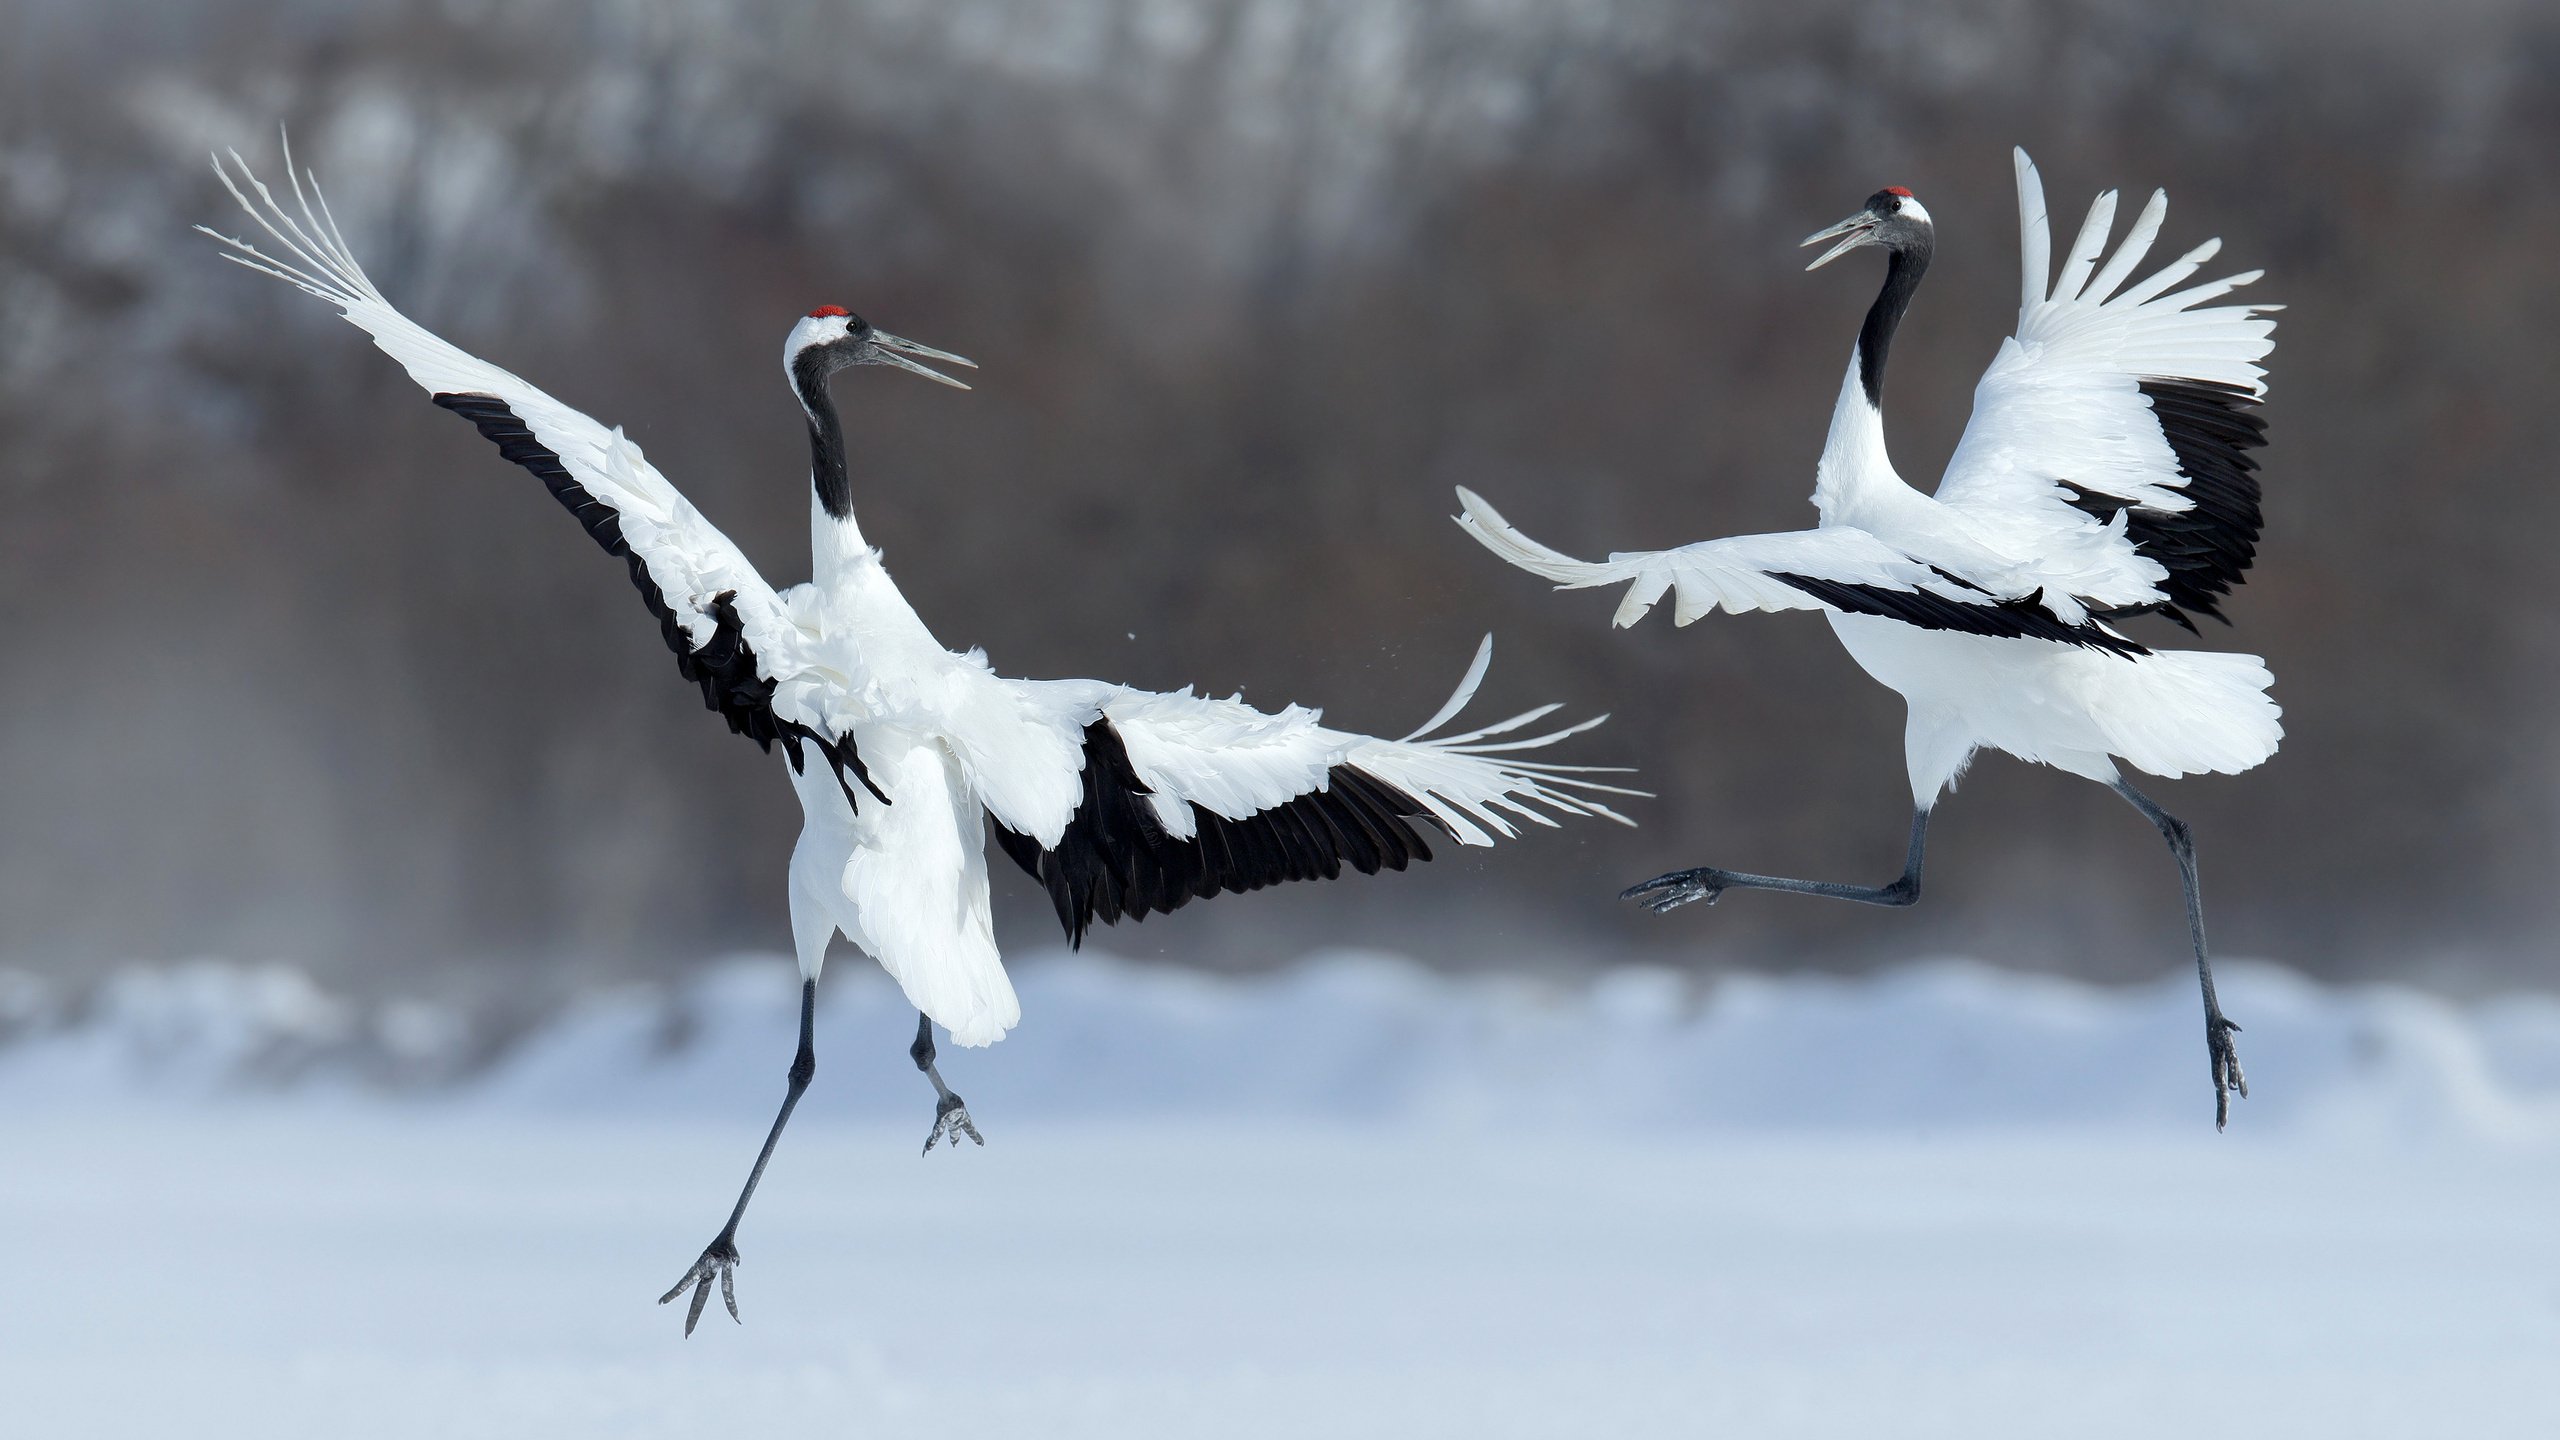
[1800,211,1882,271]
[869,331,978,389]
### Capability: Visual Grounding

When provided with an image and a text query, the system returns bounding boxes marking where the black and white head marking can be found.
[784,304,974,414]
[784,305,975,519]
[1801,185,1938,407]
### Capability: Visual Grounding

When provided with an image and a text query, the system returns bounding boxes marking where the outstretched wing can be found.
[1453,487,2146,655]
[200,146,878,805]
[973,638,1640,946]
[1932,149,2278,627]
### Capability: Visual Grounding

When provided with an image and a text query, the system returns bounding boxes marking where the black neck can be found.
[1856,234,1933,408]
[792,349,852,520]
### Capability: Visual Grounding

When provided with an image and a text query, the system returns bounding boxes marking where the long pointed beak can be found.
[1800,212,1880,271]
[870,330,977,389]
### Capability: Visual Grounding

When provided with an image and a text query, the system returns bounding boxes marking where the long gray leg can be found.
[1623,808,1930,915]
[912,1012,983,1155]
[658,978,818,1336]
[2114,780,2247,1129]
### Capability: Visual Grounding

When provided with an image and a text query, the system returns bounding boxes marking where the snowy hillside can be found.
[5,955,2557,1438]
[9,951,2560,1140]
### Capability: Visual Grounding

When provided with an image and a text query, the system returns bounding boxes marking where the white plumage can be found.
[202,143,1632,1331]
[1458,149,2278,1128]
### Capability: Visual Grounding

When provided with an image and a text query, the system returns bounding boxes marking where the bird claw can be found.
[2208,1014,2248,1131]
[923,1092,984,1155]
[1621,868,1727,914]
[657,1235,742,1337]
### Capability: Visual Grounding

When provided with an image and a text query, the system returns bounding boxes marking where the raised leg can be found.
[2114,780,2247,1129]
[658,977,818,1336]
[1623,807,1930,915]
[911,1011,984,1155]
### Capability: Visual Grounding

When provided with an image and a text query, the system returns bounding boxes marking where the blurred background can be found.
[5,0,2559,1011]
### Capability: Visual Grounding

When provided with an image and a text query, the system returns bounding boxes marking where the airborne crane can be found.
[1457,150,2279,1128]
[203,146,1634,1334]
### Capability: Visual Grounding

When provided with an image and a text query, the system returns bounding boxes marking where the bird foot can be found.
[1621,867,1729,914]
[2208,1014,2249,1131]
[923,1092,984,1155]
[657,1234,741,1337]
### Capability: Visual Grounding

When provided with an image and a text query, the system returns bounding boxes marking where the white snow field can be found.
[4,953,2559,1438]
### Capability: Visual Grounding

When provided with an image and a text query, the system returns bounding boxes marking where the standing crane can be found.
[1456,150,2278,1129]
[203,146,1634,1334]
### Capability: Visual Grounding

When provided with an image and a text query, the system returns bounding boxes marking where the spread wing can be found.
[1931,148,2279,627]
[1453,487,2146,655]
[961,638,1639,946]
[199,146,879,805]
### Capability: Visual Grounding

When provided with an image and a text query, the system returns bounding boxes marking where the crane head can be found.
[785,305,977,389]
[1801,187,1933,271]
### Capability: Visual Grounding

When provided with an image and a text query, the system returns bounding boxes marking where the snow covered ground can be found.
[5,953,2558,1437]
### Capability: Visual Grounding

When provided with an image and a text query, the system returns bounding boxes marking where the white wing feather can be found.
[198,145,817,691]
[1452,487,1972,628]
[1107,639,1636,847]
[1932,149,2278,532]
[946,640,1636,850]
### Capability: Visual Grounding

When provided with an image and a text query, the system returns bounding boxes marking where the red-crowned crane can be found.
[203,146,1635,1334]
[1456,150,2278,1130]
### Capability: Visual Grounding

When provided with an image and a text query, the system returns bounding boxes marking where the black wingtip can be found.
[431,393,820,758]
[1772,572,2147,658]
[2060,378,2268,626]
[987,725,1439,945]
